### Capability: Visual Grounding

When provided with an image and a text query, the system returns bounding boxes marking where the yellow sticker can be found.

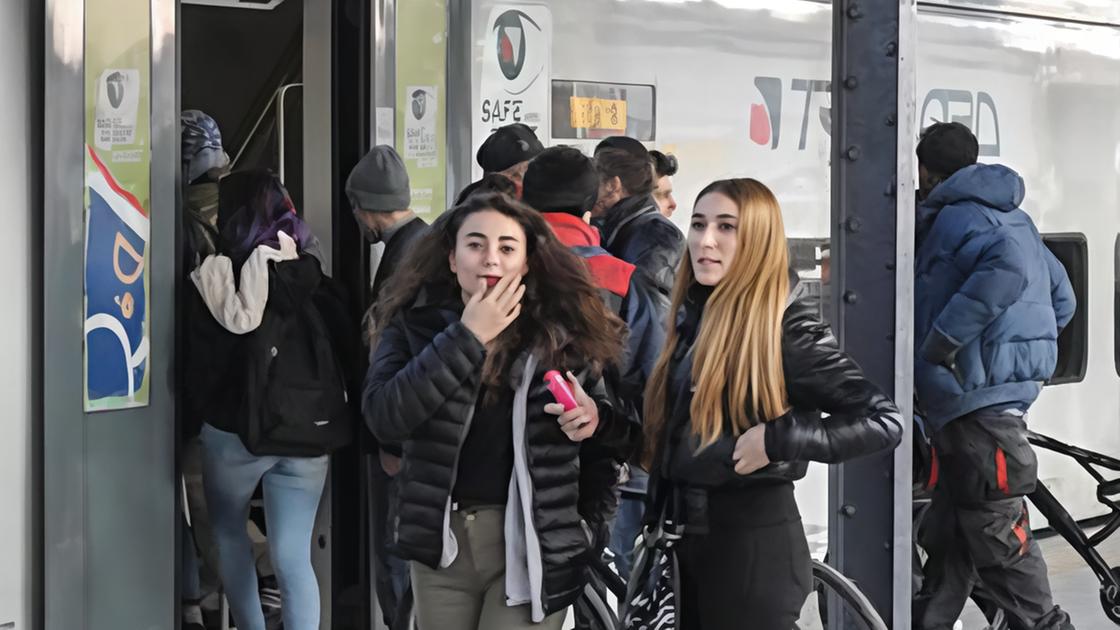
[569,97,627,131]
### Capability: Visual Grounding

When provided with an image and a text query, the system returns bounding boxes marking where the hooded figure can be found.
[912,123,1076,630]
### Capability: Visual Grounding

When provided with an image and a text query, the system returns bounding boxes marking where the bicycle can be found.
[581,548,887,629]
[1026,430,1120,626]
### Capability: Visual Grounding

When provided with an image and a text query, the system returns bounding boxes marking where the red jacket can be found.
[542,212,634,298]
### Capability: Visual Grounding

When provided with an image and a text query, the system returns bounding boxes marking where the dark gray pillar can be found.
[44,1,178,628]
[43,1,90,627]
[829,0,916,627]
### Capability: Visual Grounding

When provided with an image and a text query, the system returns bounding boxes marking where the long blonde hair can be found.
[643,178,790,467]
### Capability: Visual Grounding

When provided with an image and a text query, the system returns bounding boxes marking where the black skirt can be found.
[677,483,812,630]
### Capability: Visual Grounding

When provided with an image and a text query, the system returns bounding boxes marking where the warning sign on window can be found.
[568,97,627,131]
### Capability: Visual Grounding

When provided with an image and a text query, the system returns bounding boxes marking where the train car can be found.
[8,1,1117,628]
[460,0,1120,548]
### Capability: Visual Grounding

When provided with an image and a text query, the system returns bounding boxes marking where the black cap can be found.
[917,122,978,178]
[522,146,598,215]
[594,136,649,160]
[476,123,545,173]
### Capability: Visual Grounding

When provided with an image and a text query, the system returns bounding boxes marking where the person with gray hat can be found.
[347,145,429,299]
[346,144,428,630]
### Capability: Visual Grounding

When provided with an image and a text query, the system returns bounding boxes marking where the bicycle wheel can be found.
[810,559,888,630]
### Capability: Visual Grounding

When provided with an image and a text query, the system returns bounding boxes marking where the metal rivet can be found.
[886,261,896,271]
[318,535,327,549]
[270,346,278,357]
[841,504,857,518]
[843,291,858,304]
[886,41,898,56]
[846,217,862,233]
[847,3,862,19]
[846,145,861,161]
[886,114,896,127]
[844,76,858,89]
[884,541,892,551]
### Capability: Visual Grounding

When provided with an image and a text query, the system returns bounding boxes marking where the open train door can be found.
[181,0,375,628]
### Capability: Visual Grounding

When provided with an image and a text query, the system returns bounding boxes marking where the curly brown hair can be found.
[372,192,627,387]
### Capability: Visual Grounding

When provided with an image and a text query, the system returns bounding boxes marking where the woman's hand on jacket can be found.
[732,424,770,475]
[461,274,524,344]
[545,371,599,442]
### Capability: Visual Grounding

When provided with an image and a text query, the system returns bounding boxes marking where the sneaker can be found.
[259,574,282,608]
[259,574,282,630]
[183,600,206,630]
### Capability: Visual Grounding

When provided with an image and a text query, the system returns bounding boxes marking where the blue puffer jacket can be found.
[914,163,1075,431]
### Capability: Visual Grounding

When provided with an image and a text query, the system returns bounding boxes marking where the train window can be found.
[551,80,655,141]
[1043,234,1088,385]
[788,237,829,321]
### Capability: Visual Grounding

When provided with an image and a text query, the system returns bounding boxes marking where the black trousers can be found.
[677,484,811,630]
[913,408,1072,630]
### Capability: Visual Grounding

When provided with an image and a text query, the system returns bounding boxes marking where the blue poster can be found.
[84,147,150,409]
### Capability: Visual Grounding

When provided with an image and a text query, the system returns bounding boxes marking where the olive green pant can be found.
[410,506,567,630]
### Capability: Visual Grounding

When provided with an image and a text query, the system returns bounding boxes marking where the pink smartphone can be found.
[544,370,579,412]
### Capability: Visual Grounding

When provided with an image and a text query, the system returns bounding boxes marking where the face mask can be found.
[353,210,382,243]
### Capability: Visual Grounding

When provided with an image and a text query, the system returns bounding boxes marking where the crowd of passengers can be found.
[178,111,1075,630]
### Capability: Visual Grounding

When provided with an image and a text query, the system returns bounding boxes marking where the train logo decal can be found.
[490,9,546,91]
[920,89,1001,157]
[84,146,149,404]
[751,77,1001,156]
[750,76,831,151]
[750,77,783,149]
[494,9,539,82]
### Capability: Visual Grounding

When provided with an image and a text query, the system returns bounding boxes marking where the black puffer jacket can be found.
[362,289,638,616]
[654,279,903,491]
[598,194,685,297]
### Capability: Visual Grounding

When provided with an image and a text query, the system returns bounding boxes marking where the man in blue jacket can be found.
[912,123,1076,630]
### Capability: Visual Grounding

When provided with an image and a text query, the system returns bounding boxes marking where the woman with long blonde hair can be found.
[640,178,902,629]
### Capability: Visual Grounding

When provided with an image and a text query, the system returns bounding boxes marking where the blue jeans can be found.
[182,513,202,601]
[608,468,648,578]
[200,424,329,630]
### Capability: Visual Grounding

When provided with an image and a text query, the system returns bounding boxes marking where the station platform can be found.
[957,528,1118,629]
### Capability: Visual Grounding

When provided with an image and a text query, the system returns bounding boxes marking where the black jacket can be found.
[653,279,902,493]
[185,255,361,441]
[362,290,638,616]
[371,216,429,300]
[598,194,684,298]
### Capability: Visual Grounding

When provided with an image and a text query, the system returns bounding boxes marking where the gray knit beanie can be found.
[346,145,411,212]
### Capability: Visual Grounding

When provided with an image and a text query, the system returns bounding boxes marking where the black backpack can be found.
[239,257,356,456]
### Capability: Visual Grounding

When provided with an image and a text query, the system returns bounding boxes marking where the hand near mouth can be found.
[461,273,525,344]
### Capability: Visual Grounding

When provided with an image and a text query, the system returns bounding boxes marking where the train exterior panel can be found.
[466,0,1120,536]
